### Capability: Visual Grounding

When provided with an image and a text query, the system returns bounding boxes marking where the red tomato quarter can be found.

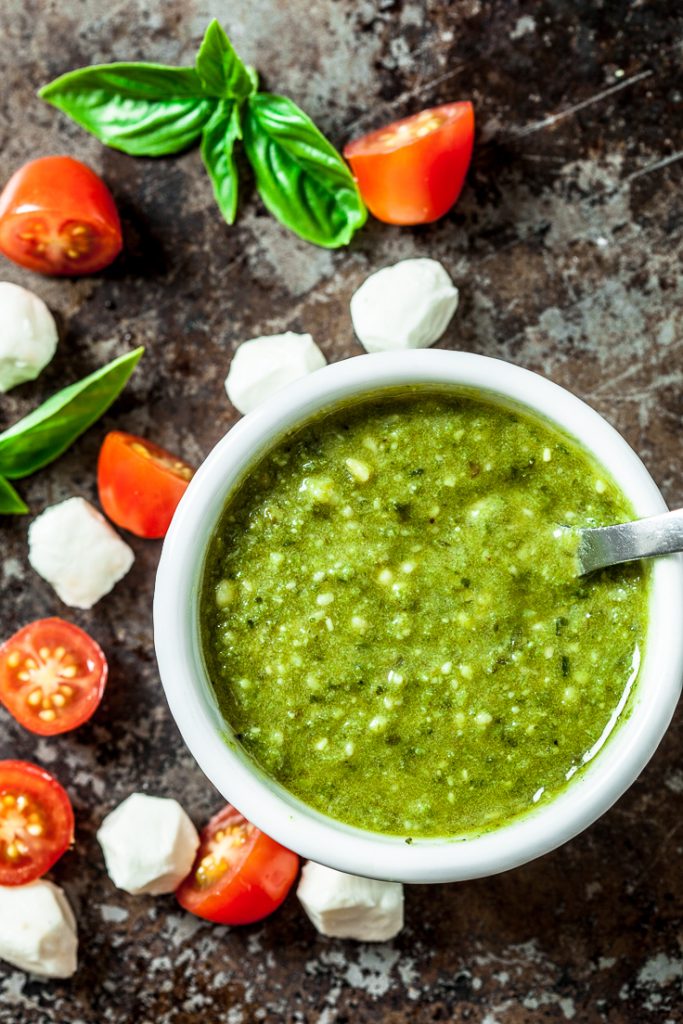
[0,618,108,736]
[0,156,123,275]
[344,102,475,225]
[0,761,74,886]
[98,431,194,539]
[176,805,300,925]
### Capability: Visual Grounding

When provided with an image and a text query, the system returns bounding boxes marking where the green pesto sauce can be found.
[201,393,648,839]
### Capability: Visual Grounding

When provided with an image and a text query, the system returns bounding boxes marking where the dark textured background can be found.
[1,2,682,1021]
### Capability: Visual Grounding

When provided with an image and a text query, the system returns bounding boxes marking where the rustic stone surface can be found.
[1,1,682,1021]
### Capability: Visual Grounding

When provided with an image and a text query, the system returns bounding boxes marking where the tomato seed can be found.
[131,442,152,459]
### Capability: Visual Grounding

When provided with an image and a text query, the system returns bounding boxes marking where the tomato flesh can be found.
[0,618,108,736]
[0,761,74,886]
[98,431,194,539]
[0,156,123,275]
[344,102,475,225]
[176,805,299,925]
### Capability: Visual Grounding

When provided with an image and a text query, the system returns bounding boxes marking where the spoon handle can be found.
[578,508,683,574]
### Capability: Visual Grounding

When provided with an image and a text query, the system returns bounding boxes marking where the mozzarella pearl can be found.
[0,282,58,392]
[350,258,459,353]
[225,332,326,414]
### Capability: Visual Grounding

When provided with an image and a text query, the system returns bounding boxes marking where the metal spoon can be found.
[577,508,683,575]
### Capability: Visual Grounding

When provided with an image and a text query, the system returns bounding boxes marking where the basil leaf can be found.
[242,93,367,248]
[39,65,215,156]
[201,100,242,225]
[195,20,258,100]
[0,347,143,480]
[246,66,260,94]
[0,477,28,515]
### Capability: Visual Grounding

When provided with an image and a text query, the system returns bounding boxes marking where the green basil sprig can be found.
[201,99,242,225]
[39,66,215,157]
[0,347,143,513]
[39,20,366,248]
[243,93,367,248]
[195,19,258,102]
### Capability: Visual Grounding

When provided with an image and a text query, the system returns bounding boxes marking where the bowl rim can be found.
[154,351,683,883]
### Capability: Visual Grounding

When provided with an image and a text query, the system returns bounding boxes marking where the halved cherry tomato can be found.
[0,761,74,886]
[98,431,194,539]
[0,156,123,275]
[0,618,108,736]
[176,805,299,925]
[344,102,475,225]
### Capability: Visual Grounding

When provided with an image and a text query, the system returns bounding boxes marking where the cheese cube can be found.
[0,880,77,978]
[297,861,404,941]
[28,497,134,609]
[97,793,199,896]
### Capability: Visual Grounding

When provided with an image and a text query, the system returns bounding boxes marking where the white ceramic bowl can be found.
[154,351,683,883]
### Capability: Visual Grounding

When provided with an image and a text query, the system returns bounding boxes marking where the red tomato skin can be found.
[0,618,108,736]
[344,102,475,225]
[176,806,300,926]
[182,834,300,926]
[98,431,193,539]
[0,760,75,886]
[0,156,123,275]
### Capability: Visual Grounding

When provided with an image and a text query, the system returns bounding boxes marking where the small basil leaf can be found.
[201,100,242,225]
[0,477,28,515]
[195,20,257,101]
[246,66,260,94]
[39,64,215,156]
[242,93,367,248]
[0,347,143,480]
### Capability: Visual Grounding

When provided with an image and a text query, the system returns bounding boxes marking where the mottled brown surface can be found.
[1,1,682,1022]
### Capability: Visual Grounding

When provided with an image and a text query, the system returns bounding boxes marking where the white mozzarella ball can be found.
[0,880,78,978]
[225,332,326,414]
[28,497,134,609]
[0,282,59,392]
[350,258,459,353]
[297,861,404,941]
[97,793,199,896]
